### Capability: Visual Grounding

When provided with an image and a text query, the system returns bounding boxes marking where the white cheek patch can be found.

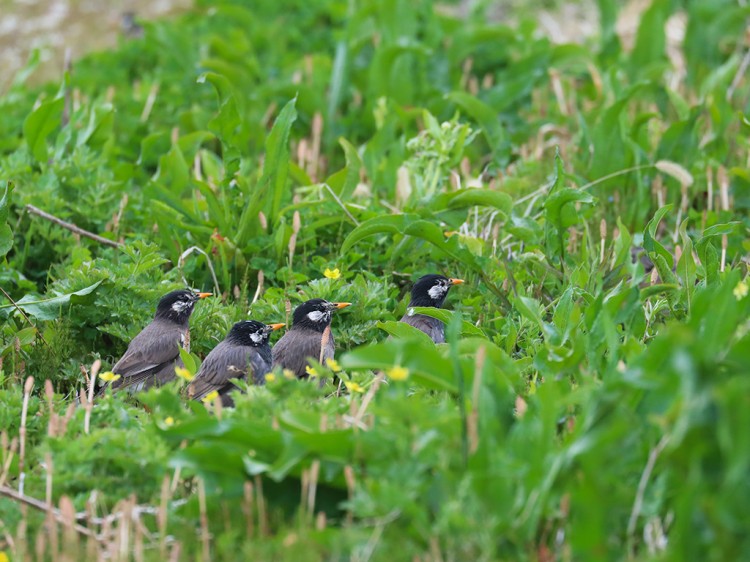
[172,300,190,313]
[250,332,264,344]
[307,310,326,323]
[428,284,448,300]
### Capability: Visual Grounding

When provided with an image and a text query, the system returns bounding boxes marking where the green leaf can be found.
[0,181,13,258]
[6,280,104,321]
[432,188,512,216]
[376,320,435,344]
[23,96,64,163]
[446,91,506,154]
[340,339,457,392]
[340,214,417,254]
[639,283,681,300]
[407,307,486,338]
[267,97,298,223]
[327,137,362,199]
[643,204,674,269]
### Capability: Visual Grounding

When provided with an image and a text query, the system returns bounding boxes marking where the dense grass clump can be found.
[1,0,749,560]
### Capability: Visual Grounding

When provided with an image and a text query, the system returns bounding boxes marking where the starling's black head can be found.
[227,320,285,347]
[409,274,464,308]
[292,298,351,332]
[155,289,211,324]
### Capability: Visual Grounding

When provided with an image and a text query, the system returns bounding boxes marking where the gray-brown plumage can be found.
[272,299,351,378]
[189,320,284,407]
[100,289,211,394]
[400,274,463,343]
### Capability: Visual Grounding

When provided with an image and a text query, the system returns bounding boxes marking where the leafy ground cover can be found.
[1,0,749,560]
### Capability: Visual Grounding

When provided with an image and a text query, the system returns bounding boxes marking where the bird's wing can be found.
[190,344,270,400]
[400,313,445,343]
[109,322,183,390]
[272,328,323,378]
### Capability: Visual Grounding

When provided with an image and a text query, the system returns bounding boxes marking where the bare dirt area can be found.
[0,0,191,87]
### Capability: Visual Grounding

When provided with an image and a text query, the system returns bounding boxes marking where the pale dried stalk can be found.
[627,434,670,559]
[19,376,34,497]
[352,372,385,427]
[85,360,101,435]
[243,481,255,538]
[0,434,18,488]
[307,460,320,520]
[140,83,159,122]
[158,475,171,559]
[255,475,268,536]
[468,346,486,455]
[251,270,265,305]
[198,478,211,561]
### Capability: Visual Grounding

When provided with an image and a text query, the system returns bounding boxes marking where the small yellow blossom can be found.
[164,417,174,426]
[324,267,341,280]
[283,369,296,380]
[325,358,342,373]
[344,381,365,393]
[201,390,219,403]
[264,373,276,383]
[733,280,748,300]
[305,365,320,378]
[0,551,9,562]
[175,367,194,382]
[99,371,121,383]
[387,366,409,381]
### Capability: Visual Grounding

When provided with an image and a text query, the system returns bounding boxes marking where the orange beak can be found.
[449,278,464,285]
[197,292,212,299]
[269,323,286,331]
[333,302,352,309]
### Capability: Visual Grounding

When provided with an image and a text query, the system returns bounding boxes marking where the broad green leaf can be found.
[643,204,674,269]
[408,307,486,338]
[446,91,505,153]
[432,188,512,216]
[340,339,456,392]
[677,219,696,303]
[23,96,64,163]
[0,181,13,257]
[376,320,435,344]
[6,280,104,321]
[267,97,298,223]
[327,137,362,199]
[340,214,417,254]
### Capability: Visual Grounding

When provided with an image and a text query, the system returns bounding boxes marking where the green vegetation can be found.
[1,0,749,560]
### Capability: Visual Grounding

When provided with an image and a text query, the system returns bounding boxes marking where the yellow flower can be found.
[344,381,365,393]
[733,280,748,300]
[324,267,341,280]
[387,366,409,381]
[0,551,9,562]
[325,358,342,373]
[164,417,174,426]
[201,390,219,404]
[283,369,296,380]
[99,371,121,383]
[175,367,194,382]
[264,373,276,383]
[305,365,320,378]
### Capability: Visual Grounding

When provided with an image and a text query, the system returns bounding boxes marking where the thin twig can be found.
[25,205,123,248]
[176,246,221,296]
[0,286,49,348]
[727,47,750,101]
[323,183,360,226]
[627,434,670,558]
[0,485,99,539]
